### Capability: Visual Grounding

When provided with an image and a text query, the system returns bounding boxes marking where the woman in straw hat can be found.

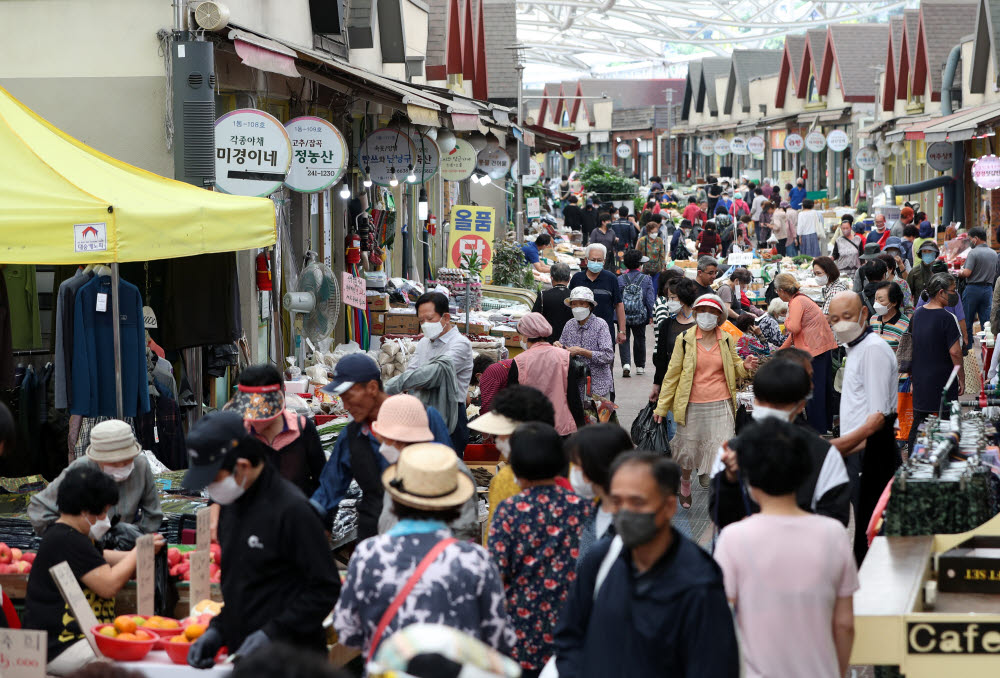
[334,443,514,660]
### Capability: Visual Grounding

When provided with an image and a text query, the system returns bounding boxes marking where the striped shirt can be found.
[653,297,673,340]
[870,311,910,351]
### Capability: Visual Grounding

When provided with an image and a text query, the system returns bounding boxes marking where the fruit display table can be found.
[119,651,232,678]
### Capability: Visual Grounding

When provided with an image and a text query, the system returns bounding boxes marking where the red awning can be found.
[527,124,581,152]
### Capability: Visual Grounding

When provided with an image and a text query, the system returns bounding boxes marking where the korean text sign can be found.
[448,205,495,283]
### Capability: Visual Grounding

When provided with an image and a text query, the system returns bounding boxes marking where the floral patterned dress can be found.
[488,485,592,671]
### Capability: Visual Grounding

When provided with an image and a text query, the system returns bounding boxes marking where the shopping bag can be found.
[630,402,671,455]
[630,402,655,443]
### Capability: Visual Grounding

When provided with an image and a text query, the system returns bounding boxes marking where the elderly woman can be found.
[734,313,771,359]
[557,287,615,401]
[653,295,758,508]
[509,312,584,435]
[812,256,850,315]
[775,273,839,434]
[832,219,863,279]
[870,281,910,351]
[876,252,914,313]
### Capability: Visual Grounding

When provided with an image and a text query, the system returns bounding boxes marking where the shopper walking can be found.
[796,199,823,257]
[635,214,667,292]
[509,312,584,435]
[531,263,573,342]
[611,205,637,254]
[697,221,721,256]
[489,423,590,678]
[581,200,598,246]
[785,203,800,256]
[617,250,655,378]
[870,282,910,351]
[714,420,857,678]
[788,178,806,209]
[562,195,583,232]
[958,227,998,336]
[652,268,685,340]
[558,287,615,401]
[775,273,838,433]
[588,215,618,271]
[832,219,863,279]
[771,201,789,256]
[552,452,740,678]
[334,443,513,659]
[570,243,626,346]
[710,359,850,529]
[915,265,970,350]
[653,295,757,508]
[811,256,850,315]
[876,252,914,312]
[650,277,699,437]
[827,292,900,563]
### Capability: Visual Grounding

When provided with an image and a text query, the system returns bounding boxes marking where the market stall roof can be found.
[0,85,275,265]
[526,124,581,152]
[896,100,1000,142]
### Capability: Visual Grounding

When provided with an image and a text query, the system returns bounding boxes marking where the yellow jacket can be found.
[653,327,749,426]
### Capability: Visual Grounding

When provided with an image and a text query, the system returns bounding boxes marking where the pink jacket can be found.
[780,293,838,357]
[513,343,577,435]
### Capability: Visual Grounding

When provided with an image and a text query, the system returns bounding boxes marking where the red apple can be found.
[14,561,29,573]
[11,548,22,562]
[0,544,12,565]
[209,544,221,564]
[20,553,35,564]
[182,571,191,581]
[167,548,181,566]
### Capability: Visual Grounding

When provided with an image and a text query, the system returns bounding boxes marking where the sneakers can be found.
[699,473,711,488]
[636,366,644,375]
[622,364,631,378]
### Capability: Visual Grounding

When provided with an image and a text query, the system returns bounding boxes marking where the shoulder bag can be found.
[896,313,914,373]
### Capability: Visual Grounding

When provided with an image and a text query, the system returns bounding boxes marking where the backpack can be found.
[622,272,648,325]
[716,214,734,241]
[734,202,749,219]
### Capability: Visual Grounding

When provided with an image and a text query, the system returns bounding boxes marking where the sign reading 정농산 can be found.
[448,205,495,283]
[215,109,292,197]
[407,131,441,183]
[283,116,348,193]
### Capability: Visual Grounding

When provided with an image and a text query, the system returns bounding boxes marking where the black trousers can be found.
[855,415,901,564]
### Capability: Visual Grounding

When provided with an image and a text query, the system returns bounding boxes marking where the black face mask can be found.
[948,292,960,306]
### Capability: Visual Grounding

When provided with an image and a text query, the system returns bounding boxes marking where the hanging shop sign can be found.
[746,136,766,155]
[698,138,715,156]
[855,146,880,171]
[826,129,850,153]
[439,139,478,181]
[783,133,804,154]
[729,137,748,155]
[562,150,576,160]
[926,142,954,172]
[616,142,632,158]
[407,131,441,183]
[358,128,418,187]
[214,109,292,197]
[448,205,495,283]
[805,131,827,153]
[526,197,541,218]
[891,141,906,156]
[714,138,731,156]
[282,116,348,193]
[972,155,1000,189]
[477,146,511,180]
[511,157,542,186]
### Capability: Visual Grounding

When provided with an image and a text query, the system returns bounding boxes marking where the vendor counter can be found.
[122,651,232,678]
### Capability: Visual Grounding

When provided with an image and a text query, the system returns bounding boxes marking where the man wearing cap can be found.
[373,394,479,541]
[313,354,453,540]
[182,411,341,666]
[891,206,914,238]
[908,240,941,299]
[570,243,627,347]
[28,420,162,536]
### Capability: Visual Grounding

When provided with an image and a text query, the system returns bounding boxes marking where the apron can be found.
[347,422,385,540]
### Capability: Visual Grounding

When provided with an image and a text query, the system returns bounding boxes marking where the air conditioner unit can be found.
[194,1,230,31]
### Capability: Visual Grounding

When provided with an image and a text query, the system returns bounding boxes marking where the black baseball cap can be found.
[322,353,381,395]
[182,411,251,490]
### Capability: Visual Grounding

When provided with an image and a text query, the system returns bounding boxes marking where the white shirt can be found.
[840,330,897,437]
[750,194,767,220]
[796,209,823,236]
[407,325,475,402]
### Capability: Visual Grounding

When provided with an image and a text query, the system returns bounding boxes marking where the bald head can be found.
[828,291,867,326]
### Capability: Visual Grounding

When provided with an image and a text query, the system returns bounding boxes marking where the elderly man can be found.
[828,291,899,563]
[788,178,806,210]
[29,420,162,536]
[531,262,574,342]
[570,243,626,346]
[554,451,739,677]
[866,215,889,245]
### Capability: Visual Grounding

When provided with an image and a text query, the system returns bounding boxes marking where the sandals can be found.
[680,479,693,509]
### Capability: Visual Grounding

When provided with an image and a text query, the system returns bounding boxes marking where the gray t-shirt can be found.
[964,244,998,284]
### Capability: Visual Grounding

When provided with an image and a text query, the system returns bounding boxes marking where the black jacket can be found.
[531,285,574,342]
[709,422,851,530]
[554,530,739,678]
[261,415,326,498]
[213,464,341,653]
[581,207,598,241]
[563,204,584,230]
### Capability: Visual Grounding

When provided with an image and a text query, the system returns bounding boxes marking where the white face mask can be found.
[421,321,444,340]
[751,402,795,423]
[666,300,682,314]
[696,313,718,330]
[495,437,511,459]
[206,474,246,505]
[102,462,134,483]
[648,232,659,239]
[569,466,595,499]
[832,319,864,345]
[89,515,112,541]
[814,273,828,286]
[379,443,401,464]
[873,302,889,316]
[572,307,592,322]
[777,315,787,323]
[519,339,529,351]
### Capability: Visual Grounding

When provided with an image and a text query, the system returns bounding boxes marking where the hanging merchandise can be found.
[476,147,510,180]
[158,254,242,351]
[439,139,478,181]
[405,130,441,183]
[0,271,13,390]
[283,116,349,193]
[358,128,419,187]
[54,267,96,408]
[255,252,273,291]
[214,109,292,197]
[3,265,41,350]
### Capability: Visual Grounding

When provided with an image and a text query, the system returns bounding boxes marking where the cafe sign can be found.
[972,155,1000,189]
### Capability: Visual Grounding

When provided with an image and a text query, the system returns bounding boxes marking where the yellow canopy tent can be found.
[0,84,276,415]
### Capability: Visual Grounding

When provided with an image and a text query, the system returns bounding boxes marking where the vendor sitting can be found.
[733,313,772,359]
[521,233,552,273]
[23,465,164,676]
[28,420,162,537]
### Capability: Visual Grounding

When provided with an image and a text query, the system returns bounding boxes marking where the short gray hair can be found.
[586,243,607,259]
[697,255,718,271]
[550,263,571,283]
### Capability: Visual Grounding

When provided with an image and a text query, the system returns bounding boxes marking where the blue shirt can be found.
[788,186,807,209]
[311,406,452,515]
[522,242,541,264]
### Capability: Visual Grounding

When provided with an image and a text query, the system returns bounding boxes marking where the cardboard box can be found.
[369,311,386,335]
[367,294,390,312]
[385,312,420,335]
[938,536,1000,593]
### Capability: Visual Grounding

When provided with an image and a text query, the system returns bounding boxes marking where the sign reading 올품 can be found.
[448,205,495,283]
[215,109,292,197]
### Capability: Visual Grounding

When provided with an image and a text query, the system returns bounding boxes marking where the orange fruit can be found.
[160,618,180,629]
[113,616,137,634]
[117,632,139,641]
[184,623,207,641]
[135,630,152,640]
[98,626,118,638]
[170,635,190,644]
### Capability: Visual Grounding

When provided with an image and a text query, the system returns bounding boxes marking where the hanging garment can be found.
[158,254,241,351]
[73,416,137,459]
[0,272,13,390]
[70,275,150,418]
[54,269,95,409]
[135,393,186,470]
[3,265,40,350]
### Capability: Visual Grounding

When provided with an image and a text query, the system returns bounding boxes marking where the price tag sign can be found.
[189,551,211,610]
[215,109,292,197]
[49,562,101,654]
[283,116,348,193]
[136,534,155,617]
[342,273,367,309]
[196,506,211,549]
[728,252,754,266]
[0,629,47,678]
[526,197,541,218]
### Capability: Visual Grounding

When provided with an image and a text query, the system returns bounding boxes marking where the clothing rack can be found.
[11,349,51,356]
